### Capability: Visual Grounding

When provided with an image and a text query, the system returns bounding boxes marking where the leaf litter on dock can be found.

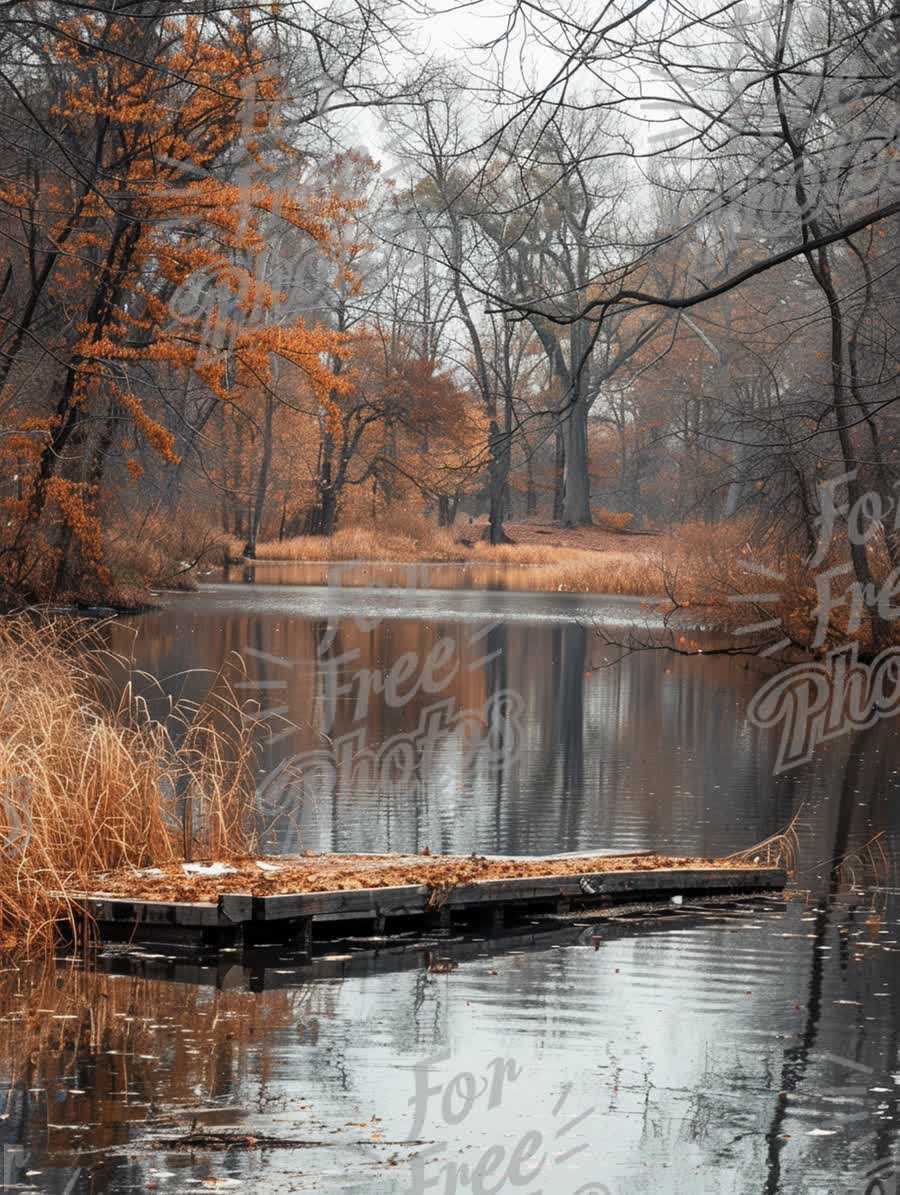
[86,851,772,904]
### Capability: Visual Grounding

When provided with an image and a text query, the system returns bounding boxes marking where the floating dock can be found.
[74,851,788,953]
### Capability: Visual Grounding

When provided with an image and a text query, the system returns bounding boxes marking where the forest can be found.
[0,0,897,654]
[1,17,900,1193]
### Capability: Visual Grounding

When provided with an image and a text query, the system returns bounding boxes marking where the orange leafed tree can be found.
[0,10,352,603]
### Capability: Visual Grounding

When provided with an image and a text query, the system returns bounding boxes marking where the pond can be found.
[4,563,900,1193]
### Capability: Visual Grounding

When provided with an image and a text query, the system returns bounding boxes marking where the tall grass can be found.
[243,526,668,594]
[0,616,260,951]
[248,530,597,566]
[240,512,900,630]
[234,506,596,566]
[545,550,668,596]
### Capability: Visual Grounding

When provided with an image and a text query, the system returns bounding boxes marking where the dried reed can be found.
[0,616,261,951]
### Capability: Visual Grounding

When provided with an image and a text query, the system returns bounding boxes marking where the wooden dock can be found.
[75,851,788,953]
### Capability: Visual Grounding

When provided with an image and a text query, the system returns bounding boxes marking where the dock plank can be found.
[83,897,221,928]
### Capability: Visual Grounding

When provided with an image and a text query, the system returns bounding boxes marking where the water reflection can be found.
[1,889,899,1193]
[107,582,895,866]
[105,580,900,915]
[11,567,898,1192]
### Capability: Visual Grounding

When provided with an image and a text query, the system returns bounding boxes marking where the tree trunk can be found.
[770,8,884,640]
[488,417,512,545]
[845,240,898,567]
[525,449,537,516]
[320,485,338,536]
[243,393,274,559]
[561,400,592,526]
[553,425,565,521]
[305,426,336,536]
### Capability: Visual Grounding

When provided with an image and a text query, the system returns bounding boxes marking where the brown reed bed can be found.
[0,615,261,952]
[240,526,595,567]
[236,517,671,596]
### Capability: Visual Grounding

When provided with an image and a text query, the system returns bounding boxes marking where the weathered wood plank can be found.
[589,869,784,895]
[249,867,786,923]
[82,897,220,928]
[254,884,433,922]
[219,894,253,923]
[88,897,778,989]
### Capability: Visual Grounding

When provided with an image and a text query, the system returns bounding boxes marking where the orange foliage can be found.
[0,10,354,603]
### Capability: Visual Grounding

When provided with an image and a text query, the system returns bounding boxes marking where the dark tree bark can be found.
[243,393,274,559]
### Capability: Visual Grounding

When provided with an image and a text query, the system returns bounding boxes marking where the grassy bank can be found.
[234,518,673,597]
[236,524,595,565]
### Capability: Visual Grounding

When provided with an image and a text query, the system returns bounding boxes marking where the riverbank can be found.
[232,520,675,597]
[231,518,895,655]
[240,519,663,561]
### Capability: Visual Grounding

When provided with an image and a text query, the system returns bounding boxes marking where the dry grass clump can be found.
[725,812,801,872]
[654,519,900,655]
[249,526,451,562]
[466,541,589,565]
[546,549,668,596]
[8,509,230,611]
[593,507,635,532]
[105,508,228,600]
[244,517,637,573]
[0,616,260,951]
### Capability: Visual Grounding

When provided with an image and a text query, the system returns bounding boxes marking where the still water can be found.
[4,562,900,1194]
